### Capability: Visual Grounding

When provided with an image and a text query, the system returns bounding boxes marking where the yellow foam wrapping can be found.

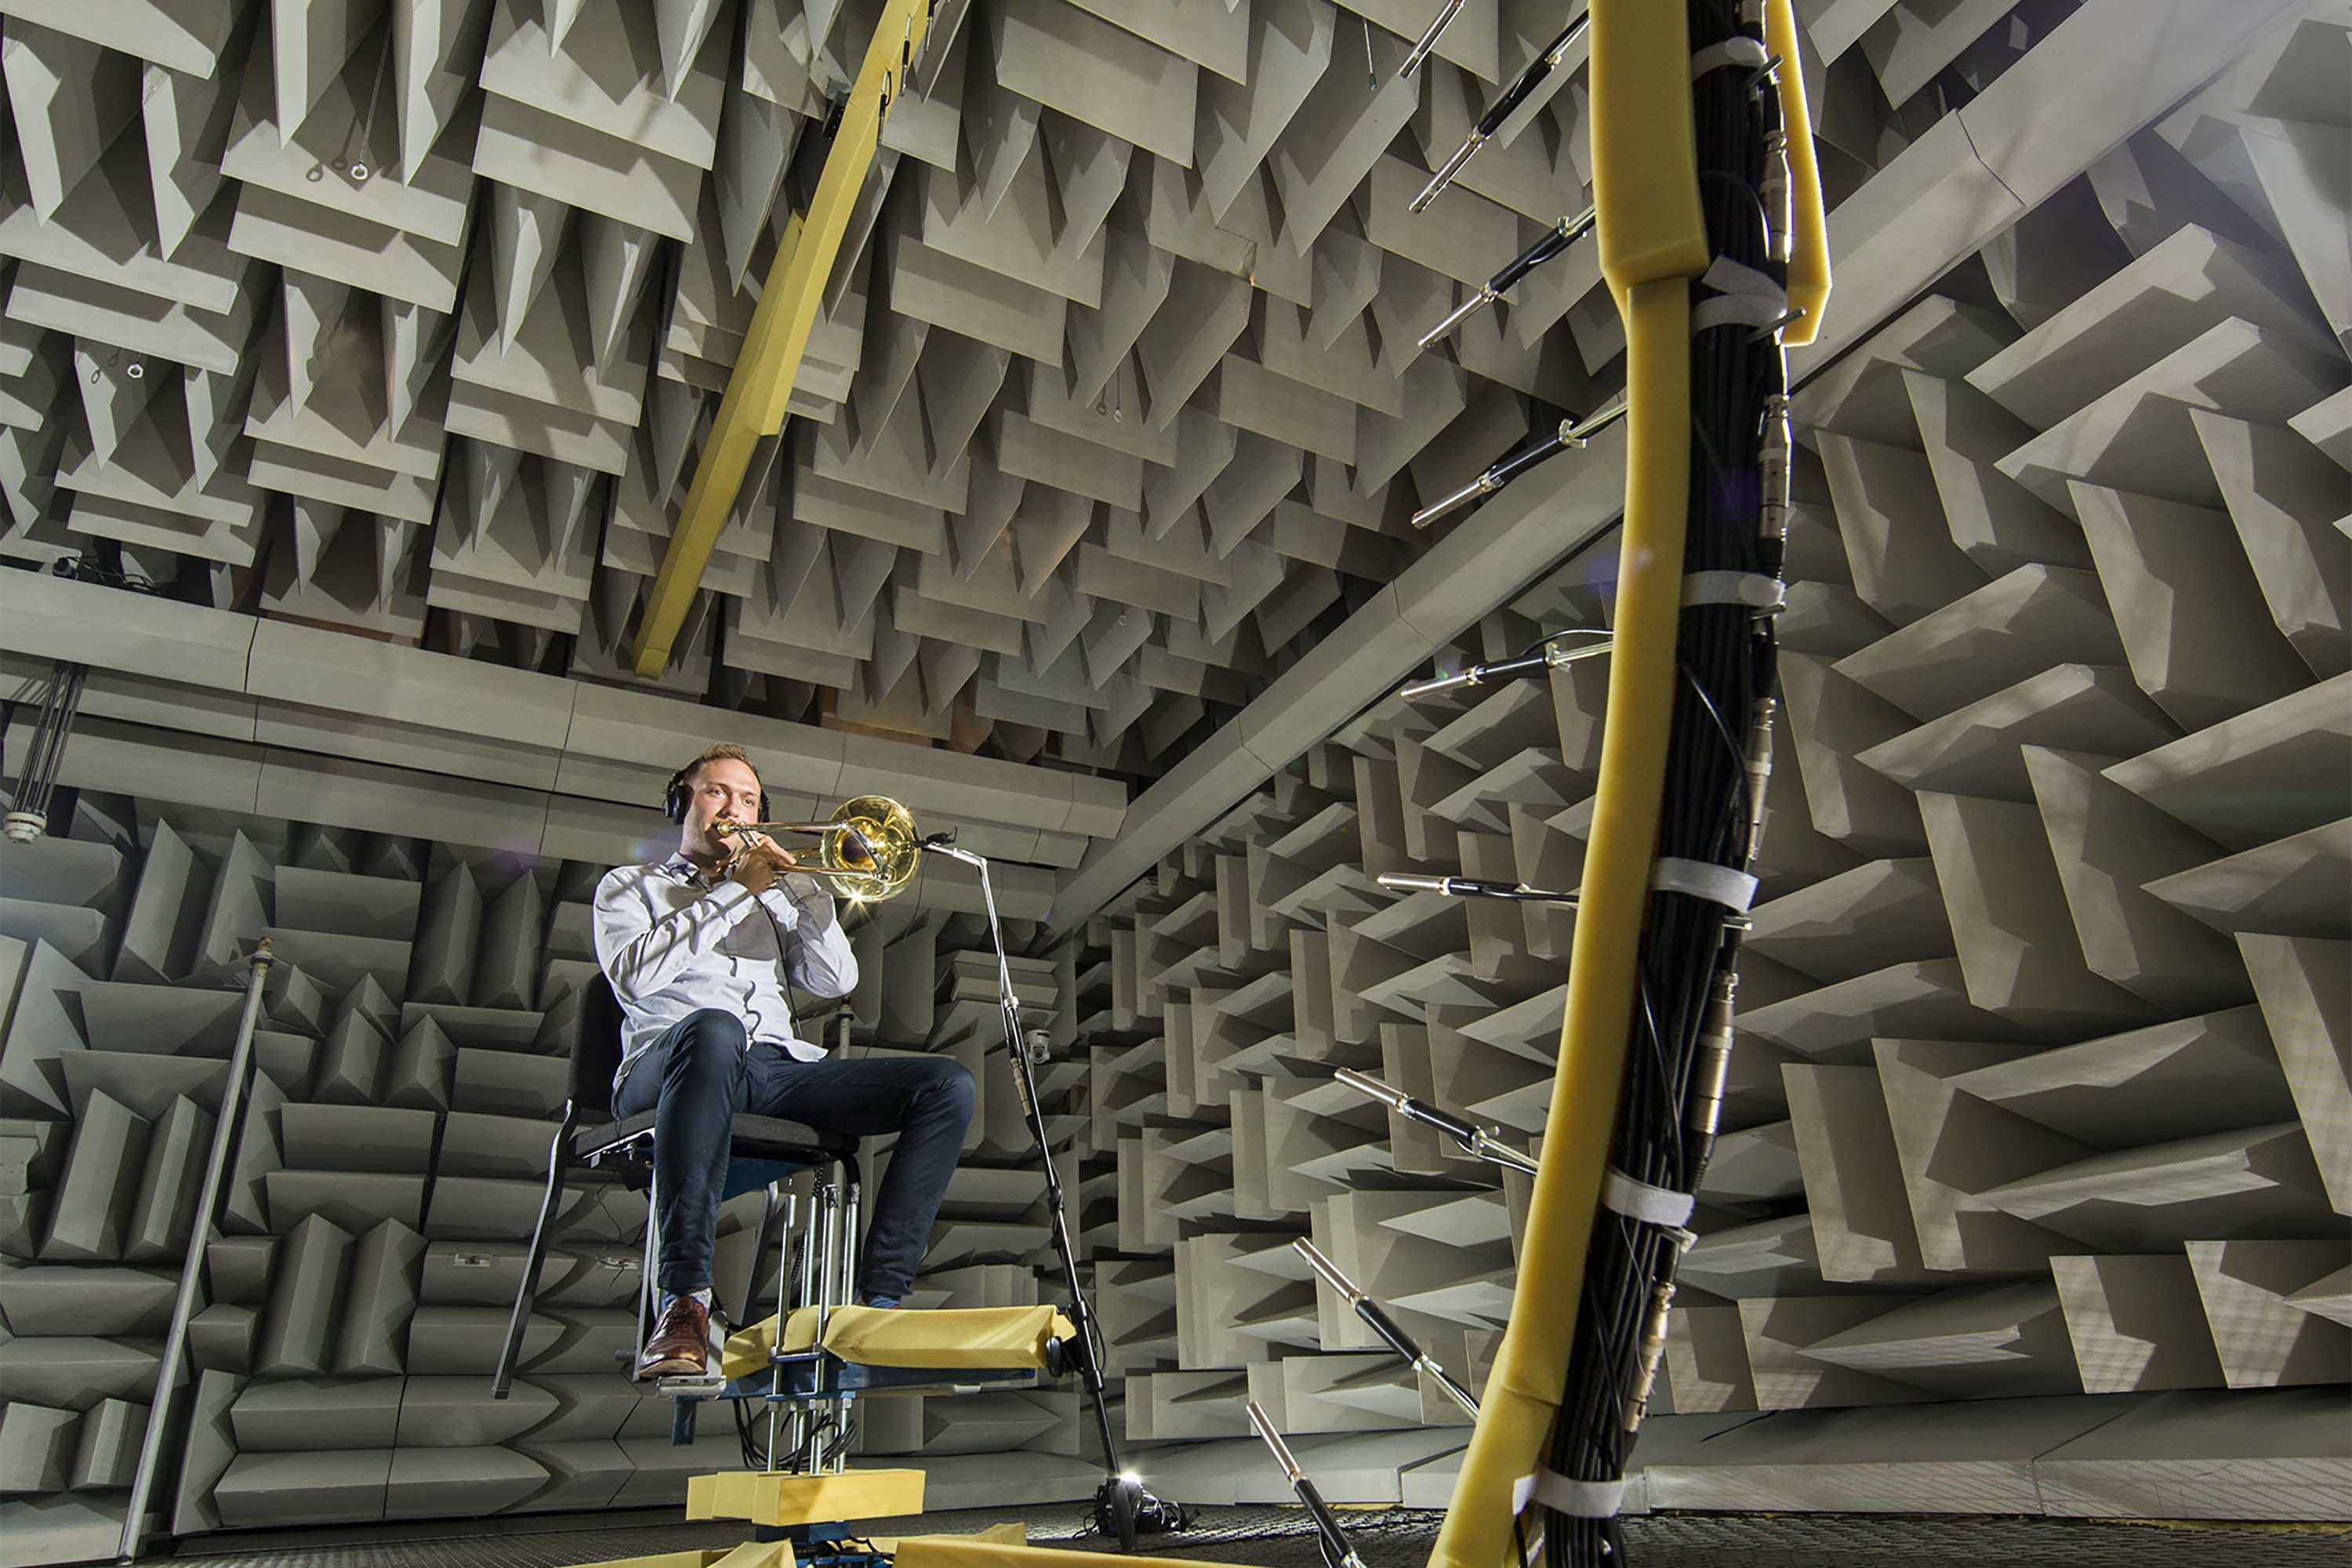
[692,1468,926,1527]
[720,1305,1078,1381]
[1765,0,1831,343]
[1592,0,1707,314]
[1428,5,1703,1566]
[895,1537,1270,1568]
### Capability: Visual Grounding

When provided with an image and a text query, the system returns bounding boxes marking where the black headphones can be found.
[663,761,771,824]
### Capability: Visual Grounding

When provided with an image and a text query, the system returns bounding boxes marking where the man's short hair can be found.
[681,741,758,789]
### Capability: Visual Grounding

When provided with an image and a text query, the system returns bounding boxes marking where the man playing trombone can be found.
[593,742,975,1380]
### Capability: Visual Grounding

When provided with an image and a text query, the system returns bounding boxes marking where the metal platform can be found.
[148,1503,2351,1568]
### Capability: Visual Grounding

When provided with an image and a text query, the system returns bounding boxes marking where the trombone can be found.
[714,794,920,903]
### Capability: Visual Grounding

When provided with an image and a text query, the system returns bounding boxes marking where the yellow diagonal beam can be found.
[624,0,933,676]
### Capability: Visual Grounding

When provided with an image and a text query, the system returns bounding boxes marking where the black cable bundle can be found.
[1540,3,1787,1564]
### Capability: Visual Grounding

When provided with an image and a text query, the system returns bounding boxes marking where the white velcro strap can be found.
[1692,255,1789,333]
[1602,1165,1697,1228]
[1651,856,1759,913]
[1692,291,1791,332]
[1682,571,1787,612]
[1701,255,1783,301]
[1513,1467,1628,1519]
[1690,37,1769,78]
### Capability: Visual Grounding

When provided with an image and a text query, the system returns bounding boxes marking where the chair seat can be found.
[576,1111,855,1167]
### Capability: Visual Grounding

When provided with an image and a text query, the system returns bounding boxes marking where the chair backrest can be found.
[568,971,627,1119]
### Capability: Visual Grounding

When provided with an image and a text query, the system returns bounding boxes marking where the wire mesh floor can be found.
[147,1503,2351,1568]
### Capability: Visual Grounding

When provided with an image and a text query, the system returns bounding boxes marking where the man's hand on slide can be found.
[726,833,797,896]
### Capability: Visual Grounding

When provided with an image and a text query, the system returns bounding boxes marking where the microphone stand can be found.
[920,837,1189,1550]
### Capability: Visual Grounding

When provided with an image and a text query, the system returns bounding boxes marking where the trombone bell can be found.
[715,794,921,902]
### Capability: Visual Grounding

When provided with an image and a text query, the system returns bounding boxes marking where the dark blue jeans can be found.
[612,1009,975,1303]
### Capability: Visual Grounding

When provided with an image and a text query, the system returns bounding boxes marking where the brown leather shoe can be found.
[635,1294,710,1381]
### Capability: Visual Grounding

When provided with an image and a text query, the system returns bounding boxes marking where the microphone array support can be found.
[1244,9,1824,1555]
[1414,4,1829,1567]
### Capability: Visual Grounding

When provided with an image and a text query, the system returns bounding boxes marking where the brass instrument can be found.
[714,794,920,903]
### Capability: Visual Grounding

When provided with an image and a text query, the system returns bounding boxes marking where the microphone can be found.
[920,829,958,850]
[1377,872,1577,905]
[1419,206,1597,347]
[1022,1029,1053,1065]
[1334,1067,1540,1176]
[1293,1239,1479,1418]
[1413,13,1592,212]
[1411,397,1629,528]
[1398,630,1613,699]
[1246,1403,1367,1568]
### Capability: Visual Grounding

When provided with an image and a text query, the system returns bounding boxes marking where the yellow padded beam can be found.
[1766,0,1831,343]
[721,1303,1077,1381]
[1592,0,1706,310]
[1428,4,1703,1567]
[688,1468,927,1528]
[623,0,934,675]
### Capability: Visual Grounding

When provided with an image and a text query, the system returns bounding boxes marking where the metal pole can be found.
[931,844,1127,1475]
[118,938,274,1563]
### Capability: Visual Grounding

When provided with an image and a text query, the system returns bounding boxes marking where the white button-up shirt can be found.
[592,854,860,1094]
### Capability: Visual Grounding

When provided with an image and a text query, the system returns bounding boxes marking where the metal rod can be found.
[834,1175,861,1472]
[1398,0,1466,77]
[927,842,1133,1490]
[118,939,274,1563]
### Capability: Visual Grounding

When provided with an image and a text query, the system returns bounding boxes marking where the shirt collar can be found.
[655,852,703,883]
